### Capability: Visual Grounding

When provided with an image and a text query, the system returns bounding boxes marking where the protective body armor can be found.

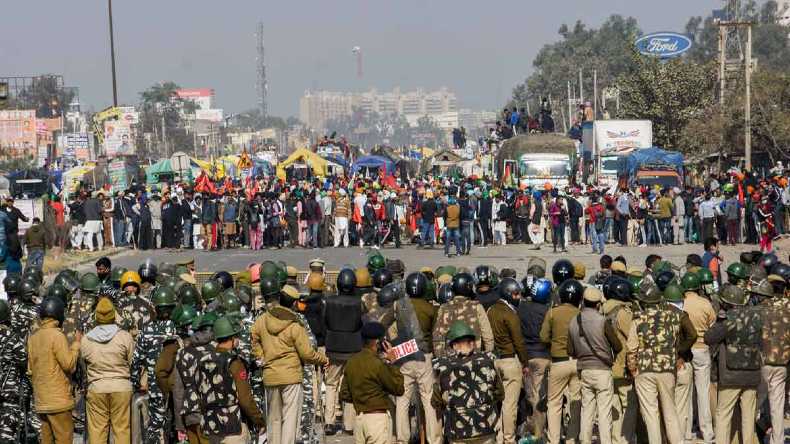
[433,351,500,440]
[324,293,363,355]
[724,307,763,370]
[196,348,243,437]
[632,304,681,373]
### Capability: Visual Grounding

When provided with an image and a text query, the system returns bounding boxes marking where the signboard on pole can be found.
[108,160,128,191]
[635,32,693,58]
[0,110,37,157]
[104,120,134,157]
[195,108,223,122]
[171,151,191,177]
[119,106,139,125]
[64,133,91,160]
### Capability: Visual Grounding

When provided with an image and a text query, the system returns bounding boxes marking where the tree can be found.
[615,54,716,151]
[137,81,196,158]
[509,15,641,116]
[685,1,790,71]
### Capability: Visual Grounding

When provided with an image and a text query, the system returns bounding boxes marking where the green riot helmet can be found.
[201,280,220,303]
[627,275,643,296]
[221,289,242,314]
[726,263,748,283]
[260,261,279,279]
[236,285,253,308]
[162,277,180,293]
[175,265,190,280]
[446,321,477,345]
[110,267,128,286]
[259,276,281,302]
[173,304,199,329]
[635,282,662,304]
[46,284,69,304]
[2,274,22,299]
[663,283,684,303]
[0,300,10,324]
[275,268,288,288]
[680,273,701,292]
[151,286,178,308]
[697,268,714,284]
[80,273,101,293]
[367,253,386,273]
[193,311,218,330]
[213,315,241,340]
[178,284,201,307]
[54,271,79,294]
[719,284,748,306]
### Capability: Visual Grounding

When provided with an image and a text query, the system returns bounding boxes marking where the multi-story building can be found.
[299,87,458,131]
[780,0,790,27]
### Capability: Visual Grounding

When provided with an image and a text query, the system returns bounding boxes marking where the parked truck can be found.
[496,133,576,187]
[580,120,653,185]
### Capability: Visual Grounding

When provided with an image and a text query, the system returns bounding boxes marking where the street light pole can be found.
[108,0,118,107]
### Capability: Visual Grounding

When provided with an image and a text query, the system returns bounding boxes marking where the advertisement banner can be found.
[104,120,134,157]
[119,106,139,125]
[0,110,37,156]
[593,120,653,154]
[108,160,128,191]
[195,108,223,122]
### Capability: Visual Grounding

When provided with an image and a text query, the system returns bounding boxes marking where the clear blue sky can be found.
[1,0,717,117]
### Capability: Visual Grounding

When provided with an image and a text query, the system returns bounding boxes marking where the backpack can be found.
[593,206,605,231]
[497,203,511,220]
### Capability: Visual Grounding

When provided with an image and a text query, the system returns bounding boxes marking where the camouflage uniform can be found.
[62,291,96,343]
[117,293,156,338]
[131,319,177,444]
[758,297,790,444]
[236,310,268,422]
[296,311,320,444]
[432,350,503,442]
[9,300,40,437]
[194,347,244,439]
[176,333,213,439]
[626,304,684,444]
[0,323,26,443]
[432,296,494,358]
[361,290,378,314]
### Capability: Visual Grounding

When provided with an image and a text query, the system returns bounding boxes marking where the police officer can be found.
[626,282,696,444]
[201,279,222,313]
[486,277,528,444]
[704,284,763,444]
[177,312,217,443]
[365,268,393,314]
[601,277,636,444]
[28,297,81,444]
[138,260,158,298]
[518,277,552,439]
[130,286,177,444]
[474,265,499,310]
[195,316,265,442]
[62,272,100,343]
[753,279,788,444]
[154,304,198,441]
[725,262,749,290]
[340,321,404,444]
[396,272,442,444]
[432,321,503,444]
[0,299,26,442]
[323,268,363,436]
[662,283,696,442]
[433,272,494,358]
[540,278,582,444]
[118,270,155,339]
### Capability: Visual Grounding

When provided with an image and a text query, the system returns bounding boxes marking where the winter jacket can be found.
[80,324,135,393]
[251,305,328,386]
[24,223,46,250]
[83,198,102,221]
[27,319,81,414]
[518,301,550,359]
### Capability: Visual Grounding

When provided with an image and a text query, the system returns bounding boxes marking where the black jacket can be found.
[518,301,550,358]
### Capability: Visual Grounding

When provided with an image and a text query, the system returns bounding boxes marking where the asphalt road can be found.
[105,241,759,275]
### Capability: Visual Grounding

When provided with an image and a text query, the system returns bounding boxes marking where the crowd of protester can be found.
[0,166,787,270]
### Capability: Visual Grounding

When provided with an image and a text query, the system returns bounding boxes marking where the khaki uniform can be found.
[602,299,636,444]
[683,291,716,443]
[341,348,405,444]
[539,303,581,444]
[486,300,529,444]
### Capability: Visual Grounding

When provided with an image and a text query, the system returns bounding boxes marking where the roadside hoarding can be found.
[64,133,92,160]
[104,120,134,157]
[195,108,223,122]
[0,110,36,157]
[175,88,214,110]
[108,159,128,191]
[119,106,139,125]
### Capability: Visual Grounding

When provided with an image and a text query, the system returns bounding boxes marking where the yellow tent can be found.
[63,164,95,193]
[191,158,227,179]
[276,148,327,180]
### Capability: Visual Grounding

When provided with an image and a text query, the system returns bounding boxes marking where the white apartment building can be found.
[299,87,458,130]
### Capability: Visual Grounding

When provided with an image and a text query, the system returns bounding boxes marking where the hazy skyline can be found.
[2,0,717,117]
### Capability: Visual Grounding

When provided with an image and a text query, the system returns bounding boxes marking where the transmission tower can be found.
[256,22,268,124]
[717,0,754,169]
